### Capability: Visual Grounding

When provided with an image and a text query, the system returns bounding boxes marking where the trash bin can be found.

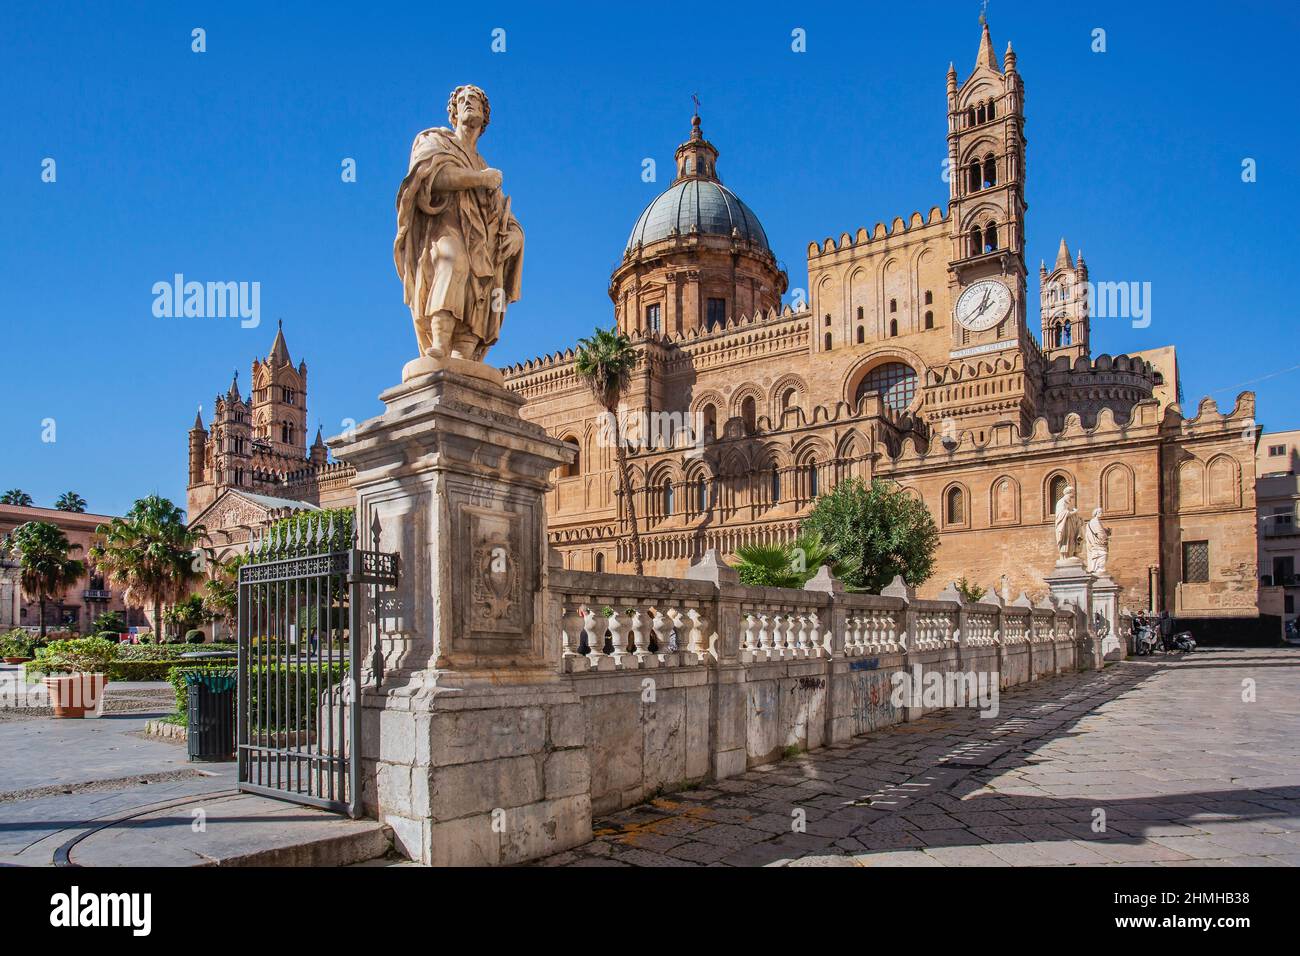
[181,655,237,762]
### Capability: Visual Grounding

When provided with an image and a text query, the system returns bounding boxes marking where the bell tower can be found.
[945,16,1030,359]
[251,321,308,458]
[1040,239,1090,363]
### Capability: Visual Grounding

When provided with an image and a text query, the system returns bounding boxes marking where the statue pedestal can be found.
[330,363,591,865]
[1091,574,1124,661]
[1044,558,1094,617]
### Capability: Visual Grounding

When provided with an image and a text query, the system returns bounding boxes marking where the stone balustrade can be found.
[542,551,1101,817]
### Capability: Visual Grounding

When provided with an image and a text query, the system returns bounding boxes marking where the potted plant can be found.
[0,629,37,664]
[36,636,117,718]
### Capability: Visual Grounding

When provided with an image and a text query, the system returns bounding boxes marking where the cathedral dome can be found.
[624,113,770,254]
[625,178,770,253]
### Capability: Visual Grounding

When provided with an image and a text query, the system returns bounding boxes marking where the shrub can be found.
[97,630,122,642]
[34,636,118,675]
[108,660,178,682]
[803,478,939,593]
[185,629,206,644]
[0,629,38,659]
[954,576,987,603]
[165,661,348,727]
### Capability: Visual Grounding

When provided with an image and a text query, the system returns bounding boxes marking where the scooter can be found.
[1133,623,1160,656]
[1163,630,1196,653]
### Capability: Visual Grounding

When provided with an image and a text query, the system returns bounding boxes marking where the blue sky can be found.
[2,0,1296,518]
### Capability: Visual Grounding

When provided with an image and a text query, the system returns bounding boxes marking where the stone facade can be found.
[501,21,1260,620]
[185,324,353,557]
[1257,429,1299,627]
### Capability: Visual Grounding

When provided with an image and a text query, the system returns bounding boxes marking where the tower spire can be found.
[267,318,291,366]
[975,12,1000,72]
[1055,237,1072,270]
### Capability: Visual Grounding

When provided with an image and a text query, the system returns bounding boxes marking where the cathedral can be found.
[187,20,1260,619]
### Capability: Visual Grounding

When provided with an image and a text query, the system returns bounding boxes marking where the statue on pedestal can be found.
[1084,507,1112,576]
[1053,484,1083,562]
[394,84,524,365]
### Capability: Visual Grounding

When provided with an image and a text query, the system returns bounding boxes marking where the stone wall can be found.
[545,555,1097,818]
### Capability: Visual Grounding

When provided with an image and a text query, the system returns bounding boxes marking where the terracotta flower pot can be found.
[44,673,108,718]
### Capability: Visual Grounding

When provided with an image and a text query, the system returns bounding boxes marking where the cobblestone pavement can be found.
[537,649,1300,867]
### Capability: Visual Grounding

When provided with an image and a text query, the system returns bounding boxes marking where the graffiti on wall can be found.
[850,670,898,735]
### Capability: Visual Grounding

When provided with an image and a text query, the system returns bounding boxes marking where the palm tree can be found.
[55,491,88,513]
[574,326,644,575]
[733,532,861,589]
[1,489,34,507]
[89,495,204,643]
[9,521,85,636]
[202,553,245,642]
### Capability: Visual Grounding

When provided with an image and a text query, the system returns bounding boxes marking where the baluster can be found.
[795,614,809,655]
[631,609,656,667]
[686,608,707,662]
[667,608,686,658]
[608,609,631,667]
[561,604,584,671]
[808,611,822,656]
[742,613,757,657]
[583,605,608,668]
[650,608,672,663]
[757,613,772,659]
[771,614,786,659]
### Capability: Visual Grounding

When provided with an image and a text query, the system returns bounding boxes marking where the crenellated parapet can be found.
[806,206,948,260]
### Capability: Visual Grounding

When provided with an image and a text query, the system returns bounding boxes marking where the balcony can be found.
[82,588,112,601]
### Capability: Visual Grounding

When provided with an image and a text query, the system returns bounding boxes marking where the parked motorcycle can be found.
[1133,623,1160,656]
[1164,630,1196,653]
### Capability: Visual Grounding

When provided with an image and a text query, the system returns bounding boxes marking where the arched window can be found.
[967,162,981,192]
[889,318,898,337]
[1062,320,1072,345]
[780,387,798,412]
[977,104,986,124]
[982,154,997,188]
[857,306,864,323]
[697,476,708,512]
[741,396,756,433]
[924,291,933,305]
[559,436,580,477]
[969,226,982,256]
[823,314,831,326]
[594,553,605,573]
[924,311,934,329]
[987,100,996,120]
[824,332,833,351]
[856,326,865,344]
[855,362,918,413]
[966,106,976,127]
[889,298,897,313]
[1049,475,1070,511]
[770,468,781,503]
[662,480,674,517]
[808,460,819,499]
[702,403,716,441]
[984,223,999,252]
[946,486,965,525]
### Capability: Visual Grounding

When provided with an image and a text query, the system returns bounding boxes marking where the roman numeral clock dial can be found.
[955,279,1013,333]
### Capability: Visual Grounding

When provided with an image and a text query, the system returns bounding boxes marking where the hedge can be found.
[165,661,347,729]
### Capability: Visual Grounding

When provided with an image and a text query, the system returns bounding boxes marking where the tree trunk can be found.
[153,600,162,643]
[611,414,645,576]
[39,598,47,637]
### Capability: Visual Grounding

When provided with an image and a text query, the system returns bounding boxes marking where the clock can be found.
[955,280,1012,332]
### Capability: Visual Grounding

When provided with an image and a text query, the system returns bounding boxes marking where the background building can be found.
[0,503,141,632]
[1257,429,1299,628]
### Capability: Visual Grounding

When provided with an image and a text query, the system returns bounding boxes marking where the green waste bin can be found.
[183,666,236,762]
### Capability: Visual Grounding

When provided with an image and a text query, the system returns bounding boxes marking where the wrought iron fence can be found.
[236,513,398,817]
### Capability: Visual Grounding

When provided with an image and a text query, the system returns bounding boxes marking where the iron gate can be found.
[236,516,398,817]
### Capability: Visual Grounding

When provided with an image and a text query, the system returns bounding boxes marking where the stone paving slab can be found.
[537,648,1300,867]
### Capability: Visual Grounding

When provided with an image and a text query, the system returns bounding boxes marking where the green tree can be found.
[91,609,128,634]
[9,521,85,637]
[89,495,204,644]
[802,478,939,593]
[954,576,987,603]
[1,490,34,507]
[202,553,246,642]
[574,326,644,575]
[732,532,861,589]
[163,593,210,639]
[55,491,88,513]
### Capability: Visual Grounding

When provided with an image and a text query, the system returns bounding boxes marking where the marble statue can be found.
[1084,507,1111,575]
[394,84,524,364]
[1053,484,1082,561]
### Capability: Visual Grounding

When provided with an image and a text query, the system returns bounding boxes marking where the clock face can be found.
[955,280,1013,332]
